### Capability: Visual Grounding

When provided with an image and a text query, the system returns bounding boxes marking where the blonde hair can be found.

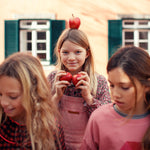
[55,28,97,95]
[0,52,60,150]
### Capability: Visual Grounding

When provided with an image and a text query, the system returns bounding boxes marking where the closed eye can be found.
[121,87,129,90]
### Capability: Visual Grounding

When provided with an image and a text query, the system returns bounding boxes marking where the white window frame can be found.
[20,20,50,65]
[122,19,150,54]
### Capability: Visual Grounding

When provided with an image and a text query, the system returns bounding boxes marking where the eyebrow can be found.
[108,80,132,85]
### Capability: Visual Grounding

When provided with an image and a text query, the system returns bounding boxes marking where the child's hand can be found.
[75,71,93,105]
[53,70,71,103]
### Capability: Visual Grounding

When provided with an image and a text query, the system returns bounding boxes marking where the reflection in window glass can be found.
[125,42,134,46]
[139,43,148,49]
[27,32,32,40]
[37,43,46,50]
[139,32,148,39]
[26,22,31,25]
[124,22,134,25]
[125,32,134,39]
[37,32,46,40]
[37,22,47,25]
[37,53,46,59]
[27,43,32,51]
[139,21,148,25]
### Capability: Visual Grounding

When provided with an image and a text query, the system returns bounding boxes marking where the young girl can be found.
[0,52,66,150]
[47,28,111,149]
[80,46,150,150]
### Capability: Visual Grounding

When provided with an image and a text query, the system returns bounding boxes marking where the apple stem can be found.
[72,14,74,18]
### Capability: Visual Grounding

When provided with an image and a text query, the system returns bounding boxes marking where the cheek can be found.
[125,90,136,105]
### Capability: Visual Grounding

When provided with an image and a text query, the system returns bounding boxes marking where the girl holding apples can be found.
[47,18,111,150]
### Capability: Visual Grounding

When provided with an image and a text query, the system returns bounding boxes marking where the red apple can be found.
[72,73,82,85]
[69,15,81,29]
[60,72,72,82]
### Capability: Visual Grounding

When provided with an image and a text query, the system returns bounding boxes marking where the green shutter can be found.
[50,20,66,64]
[5,20,19,58]
[108,20,122,59]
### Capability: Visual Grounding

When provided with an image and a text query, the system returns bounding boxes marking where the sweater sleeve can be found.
[86,74,111,115]
[57,124,66,150]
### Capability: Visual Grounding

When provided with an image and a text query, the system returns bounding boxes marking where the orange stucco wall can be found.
[1,0,150,77]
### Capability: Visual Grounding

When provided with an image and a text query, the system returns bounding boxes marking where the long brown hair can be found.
[0,52,61,150]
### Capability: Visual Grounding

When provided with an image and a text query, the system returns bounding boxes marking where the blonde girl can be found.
[0,52,66,150]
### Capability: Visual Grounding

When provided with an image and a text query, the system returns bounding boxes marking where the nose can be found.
[0,96,9,107]
[111,87,121,99]
[68,52,75,60]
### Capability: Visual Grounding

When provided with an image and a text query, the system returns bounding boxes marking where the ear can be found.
[86,50,90,59]
[145,78,150,92]
[58,49,61,57]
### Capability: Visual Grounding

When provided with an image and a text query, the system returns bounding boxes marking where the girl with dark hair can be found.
[81,46,150,150]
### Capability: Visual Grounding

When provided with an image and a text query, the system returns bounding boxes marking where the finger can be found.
[55,72,67,81]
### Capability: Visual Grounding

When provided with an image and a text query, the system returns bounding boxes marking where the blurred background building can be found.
[1,0,150,77]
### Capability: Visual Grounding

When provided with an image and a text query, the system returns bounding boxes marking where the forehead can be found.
[108,67,131,84]
[61,40,84,50]
[0,76,21,93]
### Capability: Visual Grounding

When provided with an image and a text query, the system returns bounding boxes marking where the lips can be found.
[115,100,124,107]
[4,108,14,114]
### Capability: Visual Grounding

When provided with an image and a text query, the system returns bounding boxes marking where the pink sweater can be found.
[80,103,150,150]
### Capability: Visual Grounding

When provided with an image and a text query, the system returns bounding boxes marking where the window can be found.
[20,20,50,65]
[5,19,66,65]
[108,16,150,59]
[122,20,150,52]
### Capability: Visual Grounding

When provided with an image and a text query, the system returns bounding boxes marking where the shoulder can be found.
[47,70,57,82]
[95,73,109,88]
[48,70,57,77]
[90,103,114,121]
[95,73,107,82]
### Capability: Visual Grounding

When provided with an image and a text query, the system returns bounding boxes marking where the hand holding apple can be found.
[69,14,81,29]
[72,73,83,86]
[60,72,72,82]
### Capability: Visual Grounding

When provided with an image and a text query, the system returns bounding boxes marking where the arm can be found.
[86,75,111,115]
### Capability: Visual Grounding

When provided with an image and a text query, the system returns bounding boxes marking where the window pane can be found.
[37,32,46,40]
[125,32,134,39]
[138,21,148,25]
[124,21,134,25]
[37,53,46,59]
[27,32,32,40]
[37,43,46,50]
[26,22,31,25]
[125,42,134,46]
[139,32,148,39]
[139,42,148,49]
[27,43,32,51]
[37,22,47,25]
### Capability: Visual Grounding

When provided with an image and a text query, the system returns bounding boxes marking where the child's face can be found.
[59,40,89,75]
[0,76,25,122]
[108,67,147,115]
